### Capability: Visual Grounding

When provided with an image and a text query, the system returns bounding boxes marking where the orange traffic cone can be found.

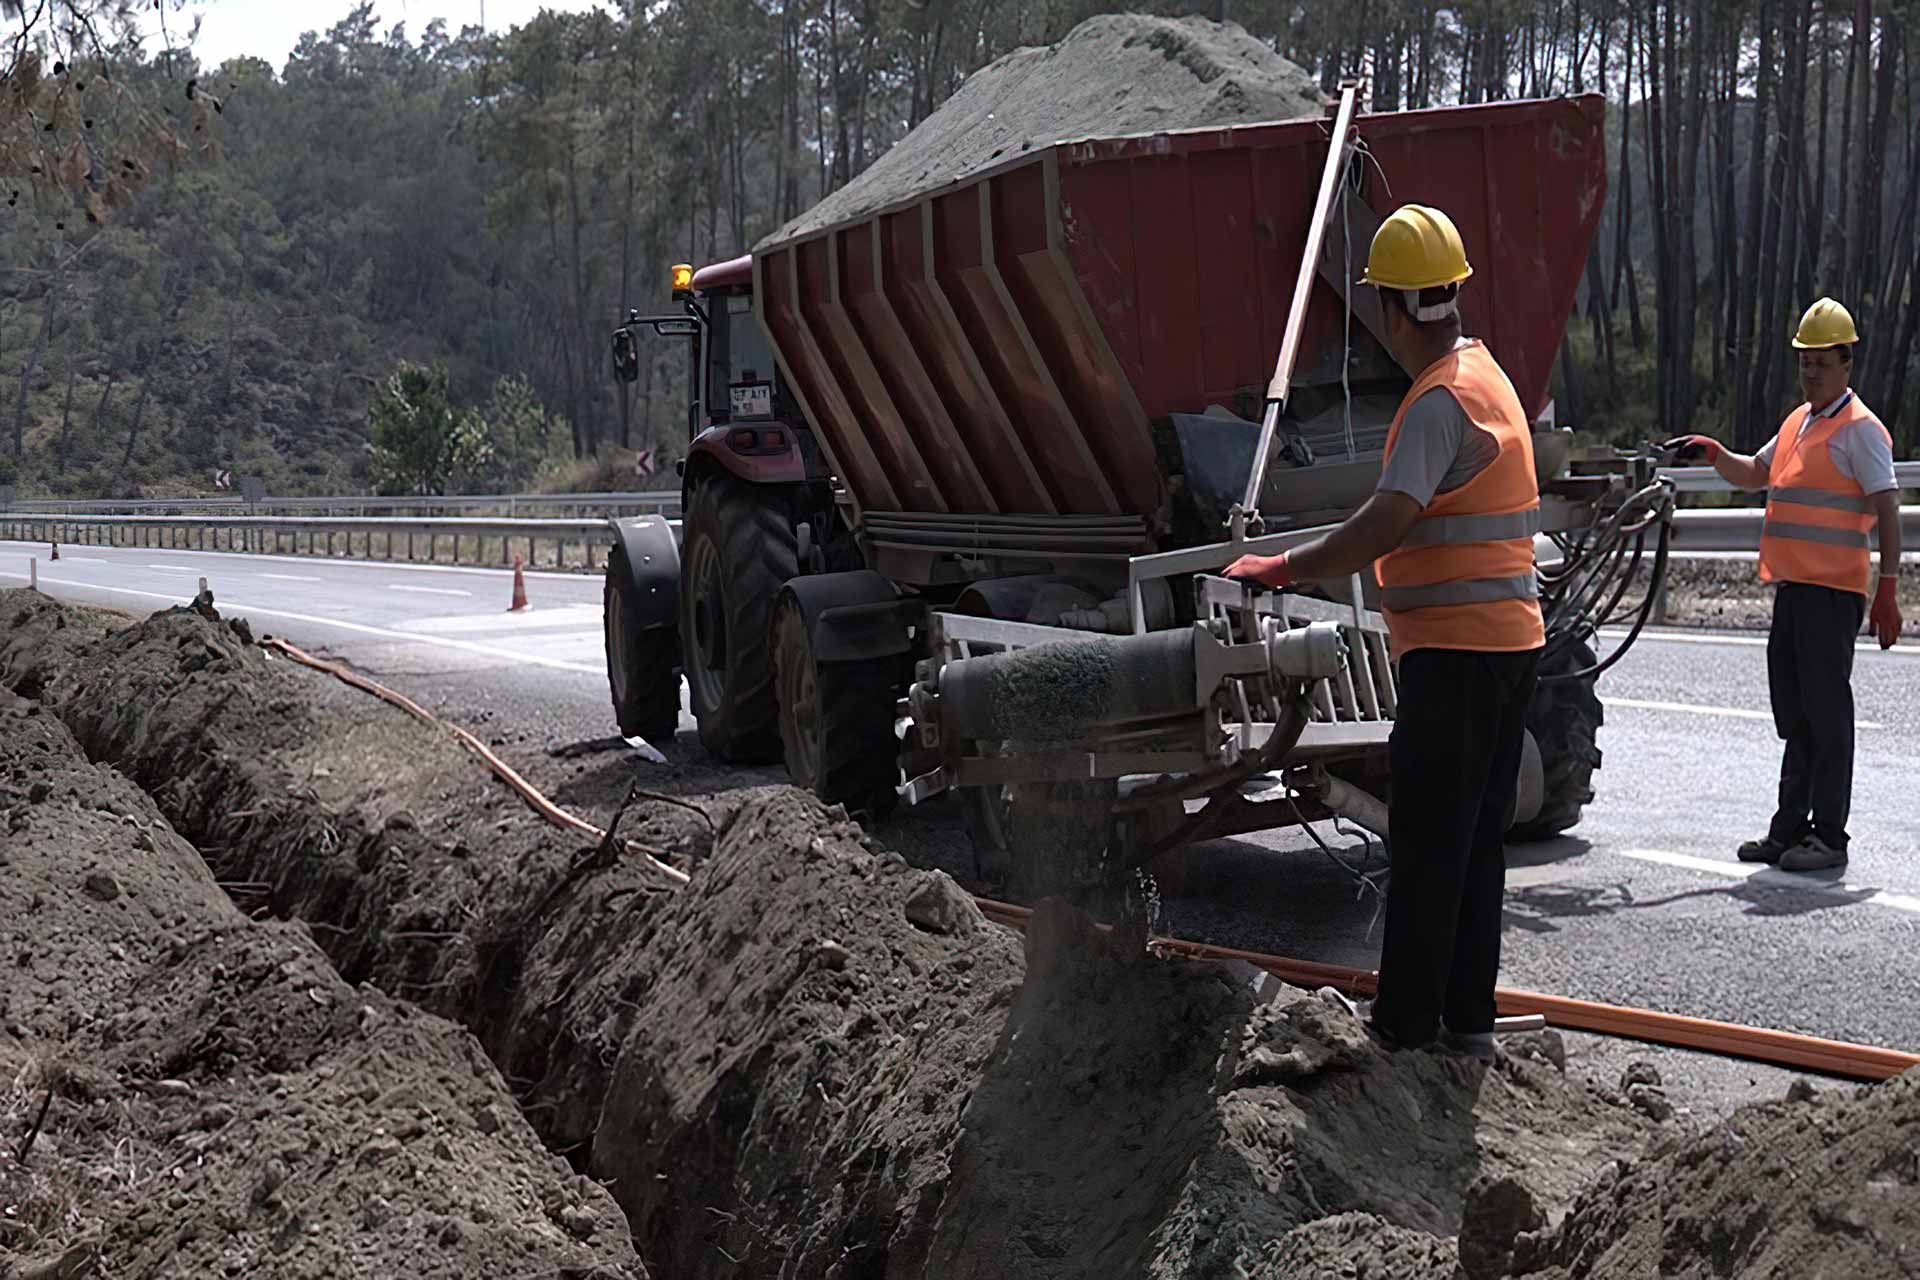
[508,554,529,612]
[49,540,58,561]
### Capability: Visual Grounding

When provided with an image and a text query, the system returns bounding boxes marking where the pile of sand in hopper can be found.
[767,13,1327,242]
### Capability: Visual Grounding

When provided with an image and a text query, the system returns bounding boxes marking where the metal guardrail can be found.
[0,490,682,518]
[1657,460,1920,494]
[1665,506,1920,552]
[0,513,657,572]
[1,504,1910,574]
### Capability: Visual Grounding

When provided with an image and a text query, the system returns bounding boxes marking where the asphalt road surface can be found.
[7,536,1917,1115]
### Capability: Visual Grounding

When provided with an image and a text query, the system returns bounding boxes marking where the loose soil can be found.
[0,682,642,1279]
[1513,1072,1920,1278]
[6,587,1919,1278]
[767,14,1325,242]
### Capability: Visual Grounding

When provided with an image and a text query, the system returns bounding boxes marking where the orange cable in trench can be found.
[264,633,1916,1084]
[260,636,690,886]
[974,896,1920,1083]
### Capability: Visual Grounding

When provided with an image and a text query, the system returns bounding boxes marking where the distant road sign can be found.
[239,476,266,503]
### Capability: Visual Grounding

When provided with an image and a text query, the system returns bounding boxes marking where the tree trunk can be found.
[1842,0,1873,299]
[120,377,151,479]
[56,358,77,470]
[1734,0,1774,448]
[93,371,116,438]
[13,280,56,458]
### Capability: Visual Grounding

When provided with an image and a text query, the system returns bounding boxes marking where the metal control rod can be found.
[1234,78,1365,539]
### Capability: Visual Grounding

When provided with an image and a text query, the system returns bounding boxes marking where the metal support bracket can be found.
[1231,77,1367,543]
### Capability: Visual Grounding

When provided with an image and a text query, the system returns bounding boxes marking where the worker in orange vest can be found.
[1225,204,1543,1057]
[1666,297,1902,872]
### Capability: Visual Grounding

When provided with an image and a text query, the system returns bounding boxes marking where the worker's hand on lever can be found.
[1224,550,1296,590]
[1662,434,1723,464]
[1869,574,1903,650]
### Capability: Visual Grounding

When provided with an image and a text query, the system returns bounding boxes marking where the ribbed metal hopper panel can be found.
[928,179,1123,516]
[838,221,995,512]
[879,205,1054,515]
[984,158,1160,516]
[756,246,900,510]
[799,235,942,509]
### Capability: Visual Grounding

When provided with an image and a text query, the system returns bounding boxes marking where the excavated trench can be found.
[6,589,1919,1279]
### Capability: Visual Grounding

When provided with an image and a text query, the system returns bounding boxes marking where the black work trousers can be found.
[1371,646,1541,1047]
[1766,582,1866,851]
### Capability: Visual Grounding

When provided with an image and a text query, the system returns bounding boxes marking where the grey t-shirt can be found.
[1374,387,1500,508]
[1754,391,1897,495]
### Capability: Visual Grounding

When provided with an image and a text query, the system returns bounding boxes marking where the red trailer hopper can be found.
[754,95,1607,528]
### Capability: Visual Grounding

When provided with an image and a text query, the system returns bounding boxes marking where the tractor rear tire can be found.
[1508,640,1604,842]
[680,475,797,764]
[604,543,682,743]
[772,596,901,818]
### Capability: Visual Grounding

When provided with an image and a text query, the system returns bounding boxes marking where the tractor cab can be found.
[612,255,823,487]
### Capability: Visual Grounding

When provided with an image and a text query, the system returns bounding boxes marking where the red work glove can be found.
[1223,550,1295,589]
[1663,434,1723,464]
[1869,574,1903,650]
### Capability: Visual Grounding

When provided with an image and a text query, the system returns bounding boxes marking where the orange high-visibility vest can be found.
[1374,341,1546,657]
[1759,392,1888,597]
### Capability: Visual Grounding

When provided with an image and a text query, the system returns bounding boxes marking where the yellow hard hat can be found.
[1359,204,1474,292]
[1791,297,1859,349]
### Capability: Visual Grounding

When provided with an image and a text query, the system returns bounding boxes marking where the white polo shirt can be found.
[1754,389,1898,495]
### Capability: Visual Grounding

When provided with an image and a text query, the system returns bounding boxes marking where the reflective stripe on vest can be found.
[1379,572,1538,611]
[1397,506,1543,547]
[1373,341,1546,656]
[1761,518,1869,548]
[1758,393,1887,596]
[1767,485,1869,514]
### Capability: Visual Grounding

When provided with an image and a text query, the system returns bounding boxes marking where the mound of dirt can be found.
[0,684,643,1279]
[0,590,698,1159]
[581,789,1026,1276]
[1511,1071,1920,1278]
[768,14,1325,242]
[922,900,1650,1277]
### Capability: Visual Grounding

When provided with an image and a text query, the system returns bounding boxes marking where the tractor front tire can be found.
[679,475,797,764]
[604,543,682,743]
[1508,640,1604,842]
[772,596,901,817]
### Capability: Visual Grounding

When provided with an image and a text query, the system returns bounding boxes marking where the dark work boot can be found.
[1777,834,1847,873]
[1737,835,1792,864]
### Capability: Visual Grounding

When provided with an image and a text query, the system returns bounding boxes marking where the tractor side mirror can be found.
[650,318,700,338]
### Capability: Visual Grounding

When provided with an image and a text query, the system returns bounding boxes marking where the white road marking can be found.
[261,573,322,582]
[402,604,602,635]
[0,572,604,675]
[1601,627,1920,656]
[147,564,199,573]
[1607,695,1883,731]
[1618,848,1920,916]
[388,584,471,597]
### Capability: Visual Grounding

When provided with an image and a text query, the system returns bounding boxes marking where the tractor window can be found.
[724,294,778,420]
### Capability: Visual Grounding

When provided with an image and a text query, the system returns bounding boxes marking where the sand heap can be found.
[767,14,1326,242]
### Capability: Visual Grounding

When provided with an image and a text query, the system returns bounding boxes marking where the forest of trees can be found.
[1,0,1916,497]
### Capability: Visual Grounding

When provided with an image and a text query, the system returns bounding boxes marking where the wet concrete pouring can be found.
[4,589,1919,1278]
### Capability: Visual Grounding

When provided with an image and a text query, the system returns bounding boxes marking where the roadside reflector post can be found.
[29,557,36,590]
